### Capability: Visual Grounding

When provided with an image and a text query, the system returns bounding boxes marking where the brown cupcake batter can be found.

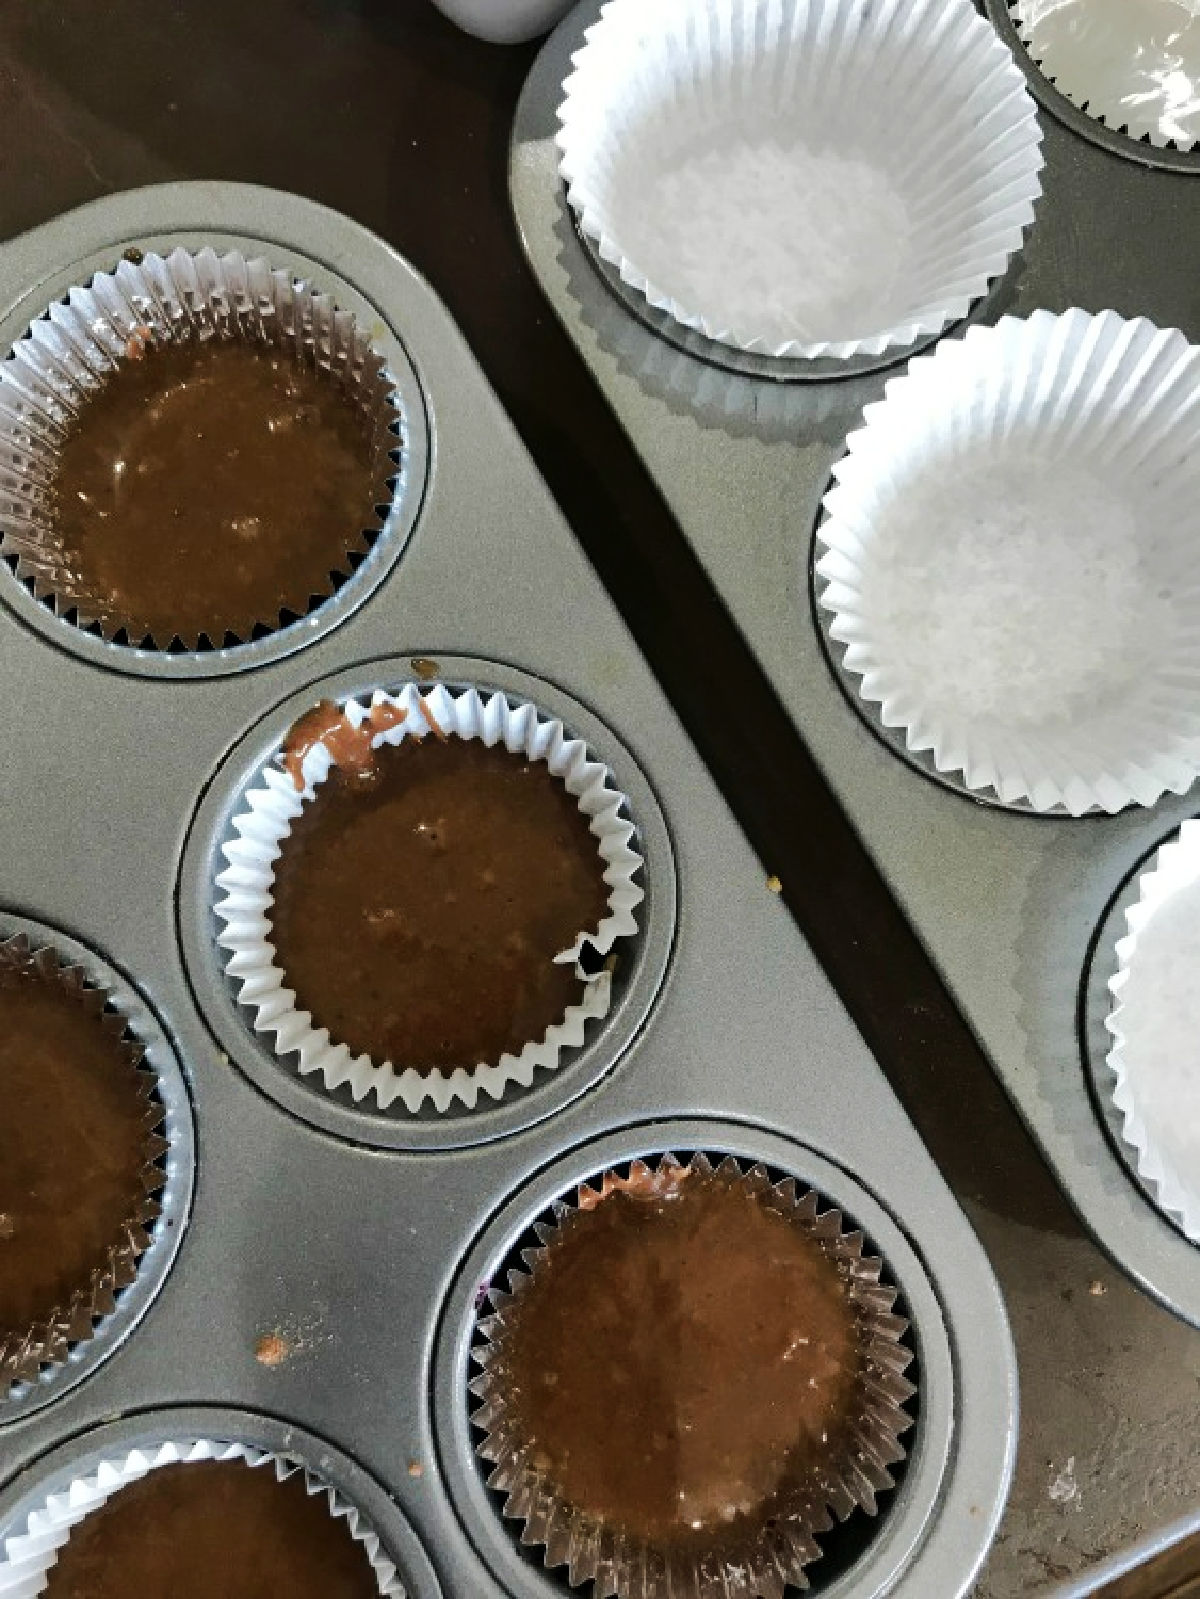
[49,338,380,643]
[43,1459,379,1598]
[0,958,151,1349]
[270,733,610,1070]
[492,1166,862,1545]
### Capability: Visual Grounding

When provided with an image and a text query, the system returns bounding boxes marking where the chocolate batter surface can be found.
[50,339,380,642]
[270,733,610,1070]
[0,961,149,1342]
[43,1459,379,1598]
[493,1167,862,1544]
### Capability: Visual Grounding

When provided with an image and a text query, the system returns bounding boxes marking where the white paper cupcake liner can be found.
[215,683,645,1115]
[816,309,1200,815]
[0,1439,404,1597]
[1106,820,1200,1242]
[0,245,399,649]
[1013,0,1200,151]
[557,0,1043,362]
[471,1153,916,1597]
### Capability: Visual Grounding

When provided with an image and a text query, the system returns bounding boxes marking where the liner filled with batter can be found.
[214,682,645,1115]
[0,1439,405,1597]
[0,935,168,1397]
[471,1153,916,1597]
[0,246,400,650]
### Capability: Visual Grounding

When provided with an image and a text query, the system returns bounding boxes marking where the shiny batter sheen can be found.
[496,1168,861,1544]
[50,339,379,642]
[269,735,610,1070]
[42,1460,379,1598]
[0,962,149,1340]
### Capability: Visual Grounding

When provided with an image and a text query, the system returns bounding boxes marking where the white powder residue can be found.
[857,459,1167,727]
[1118,880,1200,1196]
[1048,1455,1081,1507]
[622,140,912,346]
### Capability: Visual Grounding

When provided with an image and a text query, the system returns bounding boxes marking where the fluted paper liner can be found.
[1014,0,1200,151]
[0,246,400,650]
[471,1154,916,1597]
[0,1439,404,1597]
[214,683,645,1115]
[0,935,167,1397]
[1106,820,1200,1241]
[557,0,1043,363]
[816,309,1200,815]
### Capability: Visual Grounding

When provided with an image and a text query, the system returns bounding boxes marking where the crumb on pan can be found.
[255,1332,290,1367]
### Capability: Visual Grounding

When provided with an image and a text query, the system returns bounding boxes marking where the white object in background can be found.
[429,0,575,43]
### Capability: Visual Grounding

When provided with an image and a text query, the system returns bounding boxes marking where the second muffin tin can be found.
[0,183,1013,1597]
[510,0,1200,1326]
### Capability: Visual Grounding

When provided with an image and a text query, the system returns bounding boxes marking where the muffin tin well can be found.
[0,238,429,678]
[434,1123,943,1599]
[0,1409,440,1599]
[986,0,1200,173]
[0,182,1013,1599]
[0,913,194,1426]
[178,657,675,1151]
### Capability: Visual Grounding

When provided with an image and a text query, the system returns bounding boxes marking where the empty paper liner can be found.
[1013,0,1200,150]
[557,0,1043,362]
[816,309,1200,814]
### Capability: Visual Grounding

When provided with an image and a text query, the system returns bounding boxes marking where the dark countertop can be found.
[1,3,1198,1594]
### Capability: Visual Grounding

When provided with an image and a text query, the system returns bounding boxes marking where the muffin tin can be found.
[510,0,1200,1370]
[0,183,1013,1596]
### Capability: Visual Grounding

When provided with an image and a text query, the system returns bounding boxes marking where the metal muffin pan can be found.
[0,182,1013,1598]
[508,0,1200,1354]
